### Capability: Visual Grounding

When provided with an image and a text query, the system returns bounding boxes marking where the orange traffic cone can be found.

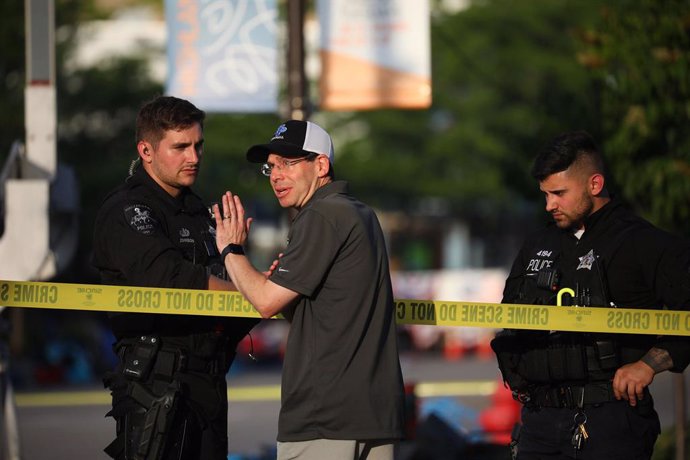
[478,381,521,445]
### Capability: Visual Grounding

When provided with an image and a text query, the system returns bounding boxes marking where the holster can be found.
[104,336,183,460]
[103,377,181,460]
[129,381,181,459]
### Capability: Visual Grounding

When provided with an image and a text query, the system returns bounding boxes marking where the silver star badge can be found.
[577,249,596,270]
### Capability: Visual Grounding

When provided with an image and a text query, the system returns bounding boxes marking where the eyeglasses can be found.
[261,156,313,177]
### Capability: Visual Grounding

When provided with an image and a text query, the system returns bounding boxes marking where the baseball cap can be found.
[246,120,334,164]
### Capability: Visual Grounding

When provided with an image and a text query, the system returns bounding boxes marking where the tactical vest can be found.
[493,215,648,391]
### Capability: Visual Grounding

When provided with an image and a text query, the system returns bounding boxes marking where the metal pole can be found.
[674,373,686,460]
[0,307,6,460]
[1,0,57,454]
[24,0,57,180]
[287,0,309,121]
[0,307,20,460]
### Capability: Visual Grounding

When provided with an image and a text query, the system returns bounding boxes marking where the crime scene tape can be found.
[1,280,689,336]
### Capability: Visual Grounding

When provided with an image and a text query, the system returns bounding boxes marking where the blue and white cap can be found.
[246,120,334,164]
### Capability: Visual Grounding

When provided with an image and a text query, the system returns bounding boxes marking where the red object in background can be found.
[443,334,466,361]
[479,381,521,445]
[475,336,495,360]
[34,365,64,385]
[403,382,419,440]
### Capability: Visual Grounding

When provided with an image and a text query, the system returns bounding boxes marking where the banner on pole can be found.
[165,0,278,112]
[318,0,432,111]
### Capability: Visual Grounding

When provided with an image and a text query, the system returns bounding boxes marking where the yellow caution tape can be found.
[0,280,258,318]
[1,280,689,336]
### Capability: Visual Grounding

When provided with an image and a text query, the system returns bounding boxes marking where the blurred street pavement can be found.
[11,352,689,460]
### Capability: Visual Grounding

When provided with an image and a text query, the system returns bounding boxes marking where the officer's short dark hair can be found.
[136,96,205,148]
[531,130,605,181]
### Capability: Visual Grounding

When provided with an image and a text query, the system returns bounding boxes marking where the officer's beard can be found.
[553,191,594,232]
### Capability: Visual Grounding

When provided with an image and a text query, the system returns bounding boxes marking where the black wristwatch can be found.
[221,243,245,260]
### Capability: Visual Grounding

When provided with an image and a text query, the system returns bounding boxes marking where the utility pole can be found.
[1,1,56,456]
[0,0,56,281]
[287,0,309,121]
[25,0,57,180]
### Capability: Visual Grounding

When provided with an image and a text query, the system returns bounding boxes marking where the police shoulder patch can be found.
[123,204,159,235]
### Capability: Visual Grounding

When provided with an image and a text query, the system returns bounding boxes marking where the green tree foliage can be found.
[582,0,690,233]
[50,1,162,280]
[200,113,283,213]
[9,0,687,274]
[333,0,602,217]
[325,0,605,266]
[0,0,111,156]
[58,57,163,278]
[0,1,27,160]
[50,1,286,278]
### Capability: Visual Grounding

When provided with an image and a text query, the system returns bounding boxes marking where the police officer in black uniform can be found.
[93,96,258,459]
[492,131,690,460]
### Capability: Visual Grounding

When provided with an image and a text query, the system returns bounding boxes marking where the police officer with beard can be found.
[93,96,258,459]
[492,131,690,460]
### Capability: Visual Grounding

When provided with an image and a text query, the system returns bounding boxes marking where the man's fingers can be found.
[223,192,244,222]
[221,193,229,218]
[613,383,629,401]
[212,203,224,224]
[612,376,622,400]
[233,194,246,223]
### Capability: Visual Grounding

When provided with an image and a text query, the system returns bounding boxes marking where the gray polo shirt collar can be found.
[301,180,349,211]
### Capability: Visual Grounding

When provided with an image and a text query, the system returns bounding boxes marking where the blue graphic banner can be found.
[165,0,278,112]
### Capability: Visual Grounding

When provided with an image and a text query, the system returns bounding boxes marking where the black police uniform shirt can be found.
[502,198,690,372]
[268,181,405,442]
[92,167,256,342]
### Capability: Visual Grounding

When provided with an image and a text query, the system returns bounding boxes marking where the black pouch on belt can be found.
[519,348,551,383]
[549,344,588,381]
[594,339,620,370]
[122,335,161,381]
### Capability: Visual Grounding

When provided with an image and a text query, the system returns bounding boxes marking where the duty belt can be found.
[156,348,226,377]
[529,382,618,408]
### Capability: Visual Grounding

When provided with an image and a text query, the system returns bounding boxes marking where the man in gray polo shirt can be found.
[212,120,404,460]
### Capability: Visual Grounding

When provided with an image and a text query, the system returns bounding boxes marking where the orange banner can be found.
[318,0,431,110]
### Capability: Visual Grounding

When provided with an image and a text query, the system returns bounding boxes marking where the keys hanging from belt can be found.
[571,389,589,451]
[571,411,589,451]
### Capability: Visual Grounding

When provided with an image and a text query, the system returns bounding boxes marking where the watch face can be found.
[222,244,245,257]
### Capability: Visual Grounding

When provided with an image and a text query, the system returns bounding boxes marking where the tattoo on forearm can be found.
[641,348,673,373]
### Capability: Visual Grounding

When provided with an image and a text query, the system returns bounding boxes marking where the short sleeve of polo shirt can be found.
[269,207,340,296]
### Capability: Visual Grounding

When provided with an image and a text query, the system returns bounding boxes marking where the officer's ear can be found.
[137,141,153,163]
[589,173,605,196]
